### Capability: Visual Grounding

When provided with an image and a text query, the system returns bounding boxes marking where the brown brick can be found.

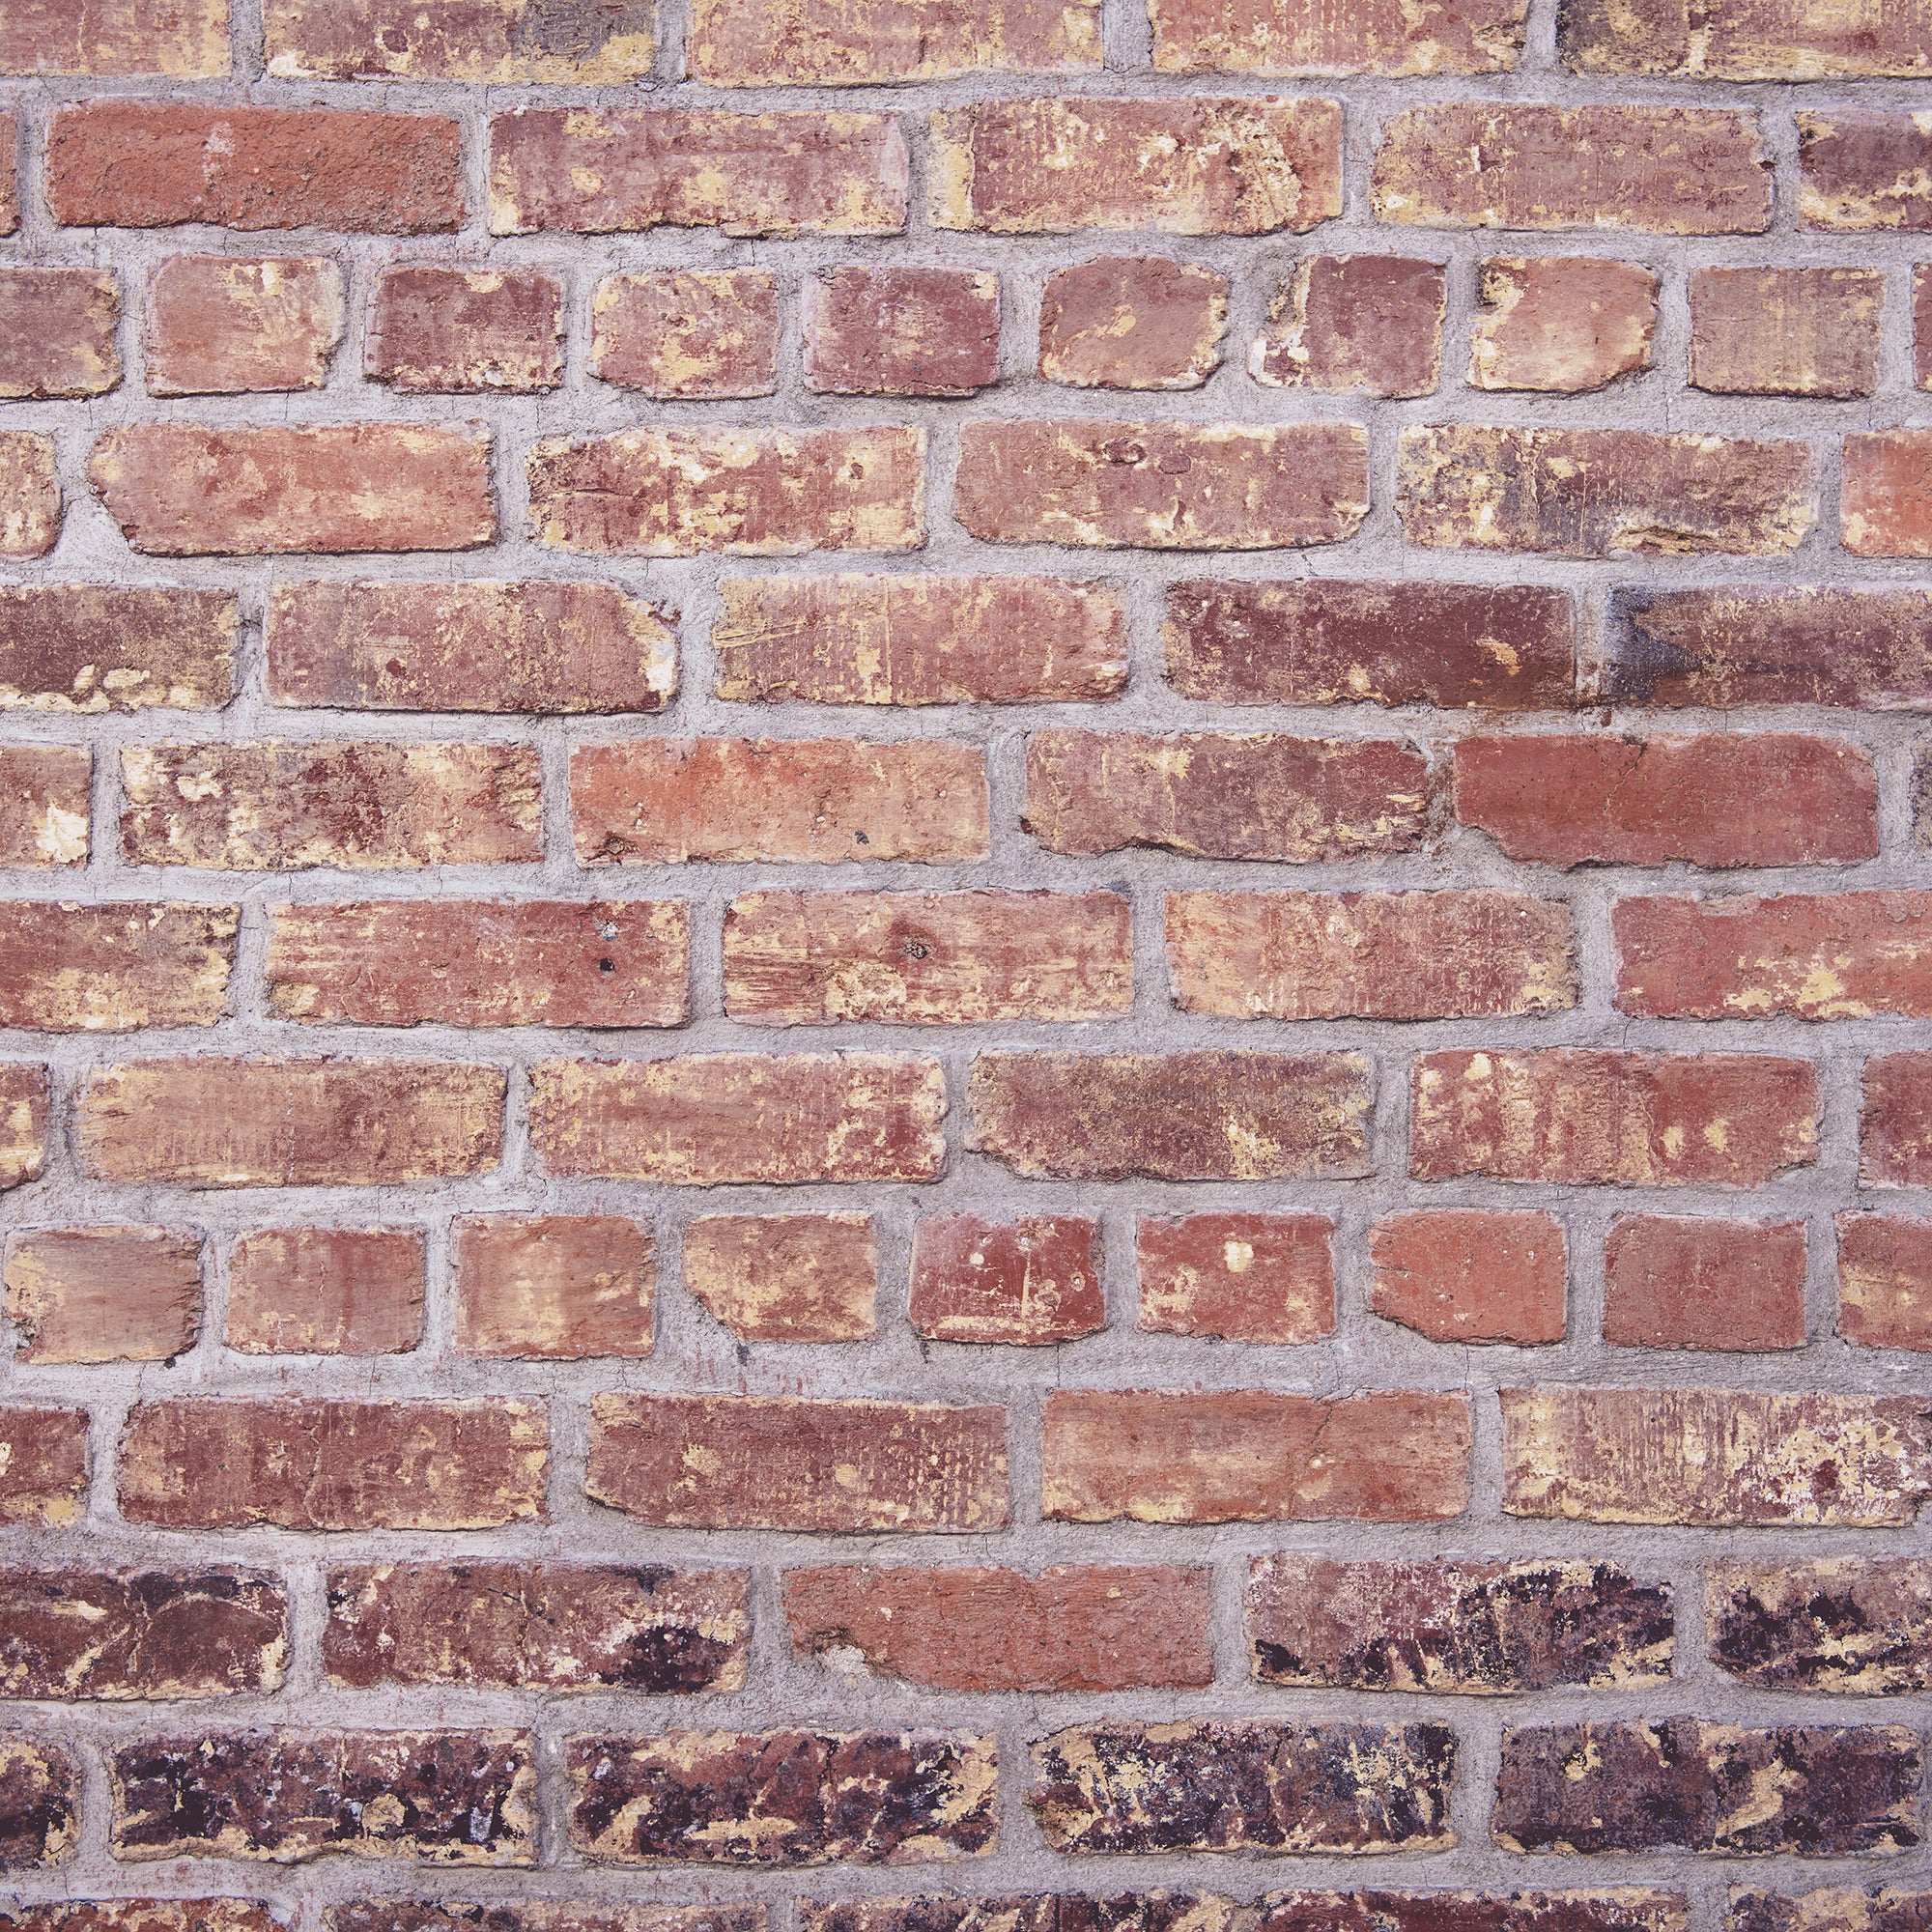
[1711,1557,1932,1693]
[1845,430,1932,555]
[1,583,236,714]
[724,889,1131,1024]
[0,0,231,74]
[1249,1556,1672,1692]
[1164,577,1576,709]
[0,902,234,1031]
[269,900,689,1029]
[226,1227,425,1355]
[1563,0,1932,74]
[0,749,87,867]
[0,270,119,399]
[799,1906,1228,1932]
[804,266,999,397]
[1801,111,1932,230]
[112,1730,536,1865]
[1042,1389,1471,1522]
[683,1213,879,1343]
[1918,263,1932,387]
[0,1739,74,1868]
[268,579,675,715]
[1412,1049,1819,1187]
[0,119,13,235]
[6,1906,287,1932]
[1863,1052,1932,1186]
[568,1730,997,1865]
[1151,0,1522,71]
[266,0,654,80]
[325,1563,747,1693]
[909,1213,1105,1346]
[77,1057,505,1187]
[932,98,1341,234]
[367,267,560,393]
[48,103,463,232]
[0,1407,86,1526]
[145,255,343,395]
[122,742,541,870]
[1137,1211,1335,1343]
[1839,1213,1932,1351]
[531,1054,946,1184]
[956,419,1367,549]
[1470,256,1658,391]
[490,108,906,236]
[1729,1897,1930,1932]
[1502,1386,1932,1526]
[1605,1216,1807,1351]
[586,1393,1008,1532]
[1252,254,1443,396]
[5,1227,202,1365]
[1039,256,1227,389]
[590,270,778,399]
[1029,1719,1455,1855]
[1169,890,1576,1020]
[1494,1721,1920,1856]
[0,435,59,559]
[454,1215,653,1360]
[119,1399,548,1530]
[1374,103,1771,232]
[1257,1897,1686,1932]
[1691,266,1881,398]
[713,573,1127,704]
[973,1049,1373,1181]
[784,1563,1212,1690]
[1370,1209,1566,1345]
[90,424,494,556]
[331,1909,761,1932]
[688,0,1099,81]
[0,1065,48,1193]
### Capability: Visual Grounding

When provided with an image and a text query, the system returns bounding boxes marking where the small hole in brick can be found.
[598,958,615,973]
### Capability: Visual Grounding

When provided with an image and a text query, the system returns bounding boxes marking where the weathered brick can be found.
[1801,111,1932,230]
[5,1227,202,1364]
[1374,104,1771,232]
[490,108,907,235]
[332,1909,762,1932]
[1690,266,1881,398]
[1029,1720,1455,1855]
[1399,426,1813,556]
[91,425,494,555]
[0,1065,48,1193]
[1494,1720,1920,1856]
[713,573,1127,704]
[931,98,1342,233]
[325,1563,747,1693]
[3,1905,286,1932]
[1169,890,1576,1019]
[1839,1213,1932,1351]
[1730,1897,1931,1932]
[1248,1556,1672,1691]
[454,1215,653,1360]
[226,1227,425,1355]
[1256,1896,1686,1932]
[48,104,463,231]
[0,1406,86,1525]
[1711,1557,1932,1693]
[122,742,541,869]
[956,419,1367,549]
[1605,1215,1807,1351]
[689,0,1099,81]
[1562,0,1932,74]
[908,1213,1105,1345]
[1042,1389,1470,1522]
[266,0,654,80]
[0,435,59,559]
[112,1730,536,1865]
[1,583,235,714]
[1137,1211,1335,1343]
[784,1564,1212,1690]
[1470,256,1658,391]
[683,1213,878,1343]
[1844,431,1932,556]
[1151,0,1521,71]
[1502,1386,1932,1526]
[1251,255,1443,396]
[1039,256,1228,388]
[0,0,231,74]
[0,1739,74,1867]
[1862,1053,1932,1186]
[590,270,778,398]
[0,119,13,236]
[1412,1050,1819,1187]
[145,255,343,395]
[0,270,119,399]
[77,1058,506,1187]
[724,889,1130,1023]
[799,1906,1228,1932]
[805,266,999,396]
[119,1399,548,1530]
[0,902,234,1031]
[973,1049,1373,1181]
[1370,1209,1566,1345]
[367,267,561,392]
[587,1394,1007,1532]
[0,749,87,867]
[1453,733,1876,867]
[269,900,689,1029]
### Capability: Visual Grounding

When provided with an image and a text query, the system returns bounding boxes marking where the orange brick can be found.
[0,748,89,867]
[4,1228,203,1364]
[226,1227,426,1355]
[683,1213,879,1343]
[454,1215,653,1360]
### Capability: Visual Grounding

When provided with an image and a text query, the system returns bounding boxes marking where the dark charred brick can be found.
[1256,1896,1688,1932]
[1710,1559,1932,1695]
[327,1908,764,1932]
[1726,1896,1920,1932]
[3,1905,288,1932]
[802,1902,1236,1932]
[0,1738,74,1867]
[0,584,236,713]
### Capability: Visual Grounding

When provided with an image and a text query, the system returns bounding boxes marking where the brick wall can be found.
[1,0,1930,1925]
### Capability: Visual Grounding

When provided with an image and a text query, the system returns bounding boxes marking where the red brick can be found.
[48,103,463,232]
[145,255,343,395]
[0,119,13,235]
[349,1911,763,1932]
[1412,1049,1820,1187]
[0,748,88,867]
[0,435,59,559]
[1801,111,1932,230]
[1563,0,1932,74]
[724,889,1130,1024]
[0,1407,86,1525]
[932,98,1342,234]
[1713,1559,1932,1692]
[1838,1213,1932,1350]
[1844,430,1932,555]
[1604,1215,1806,1350]
[77,1057,505,1187]
[1251,254,1443,396]
[489,108,907,235]
[1136,1211,1335,1343]
[1470,256,1658,391]
[1168,889,1576,1019]
[0,901,234,1031]
[1370,1209,1566,1344]
[1863,1052,1932,1186]
[908,1213,1105,1345]
[1039,256,1228,391]
[683,1213,878,1342]
[1026,729,1429,859]
[366,267,560,393]
[1151,0,1523,72]
[783,1563,1211,1690]
[804,266,999,397]
[586,1393,1009,1532]
[0,270,119,399]
[226,1227,425,1355]
[589,270,778,398]
[1,0,230,74]
[0,1065,50,1192]
[269,900,689,1029]
[531,1053,946,1184]
[1918,263,1932,387]
[956,418,1367,549]
[454,1214,653,1360]
[1374,103,1771,232]
[1453,732,1877,867]
[266,0,654,79]
[1,584,236,713]
[1043,1389,1471,1522]
[119,1400,548,1530]
[91,425,494,556]
[688,0,1099,81]
[0,1738,74,1867]
[712,572,1127,704]
[1,1906,284,1932]
[1260,1893,1682,1932]
[1690,266,1881,397]
[5,1227,203,1363]
[572,737,985,865]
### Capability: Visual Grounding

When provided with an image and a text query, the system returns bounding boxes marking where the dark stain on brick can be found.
[0,1738,73,1868]
[1710,1560,1932,1694]
[512,0,657,62]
